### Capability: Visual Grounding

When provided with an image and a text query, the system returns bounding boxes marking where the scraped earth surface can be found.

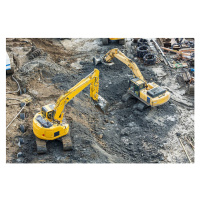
[6,38,194,163]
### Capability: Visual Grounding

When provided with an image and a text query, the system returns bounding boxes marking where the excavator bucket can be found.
[93,56,114,66]
[93,57,102,66]
[94,95,109,113]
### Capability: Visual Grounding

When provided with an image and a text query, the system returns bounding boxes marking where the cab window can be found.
[134,84,139,91]
[129,81,134,88]
[47,112,52,120]
[139,83,145,90]
[42,111,46,118]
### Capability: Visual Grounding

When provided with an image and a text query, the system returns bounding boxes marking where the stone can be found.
[17,152,23,158]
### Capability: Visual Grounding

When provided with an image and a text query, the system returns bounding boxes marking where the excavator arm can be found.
[53,69,100,122]
[102,48,146,84]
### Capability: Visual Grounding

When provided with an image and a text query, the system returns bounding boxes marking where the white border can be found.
[1,1,199,199]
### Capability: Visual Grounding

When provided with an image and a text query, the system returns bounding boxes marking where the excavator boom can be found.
[96,48,146,83]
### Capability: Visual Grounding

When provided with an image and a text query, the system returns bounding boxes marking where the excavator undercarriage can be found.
[35,132,73,154]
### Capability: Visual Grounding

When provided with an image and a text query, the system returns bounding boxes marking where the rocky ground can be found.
[6,38,194,163]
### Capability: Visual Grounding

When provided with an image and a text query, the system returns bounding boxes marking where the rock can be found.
[79,61,85,65]
[17,138,24,147]
[176,133,181,137]
[104,119,109,123]
[115,128,120,133]
[159,144,165,149]
[121,127,130,136]
[17,152,23,158]
[110,121,114,124]
[16,158,22,163]
[56,156,61,161]
[128,122,136,127]
[96,132,103,139]
[121,137,129,145]
[30,90,38,96]
[167,156,172,162]
[167,116,176,122]
[129,142,133,145]
[159,156,165,161]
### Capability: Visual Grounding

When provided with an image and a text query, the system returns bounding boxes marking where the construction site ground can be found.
[6,38,194,163]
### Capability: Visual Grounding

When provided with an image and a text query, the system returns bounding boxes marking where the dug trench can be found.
[6,38,194,163]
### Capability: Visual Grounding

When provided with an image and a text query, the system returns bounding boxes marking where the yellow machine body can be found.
[109,38,124,41]
[102,38,125,45]
[33,69,104,141]
[128,78,170,107]
[100,48,170,107]
[33,112,69,140]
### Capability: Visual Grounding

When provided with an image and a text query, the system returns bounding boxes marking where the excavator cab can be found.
[129,78,145,97]
[41,104,55,120]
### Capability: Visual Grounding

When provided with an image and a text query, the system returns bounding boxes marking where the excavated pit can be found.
[6,38,194,163]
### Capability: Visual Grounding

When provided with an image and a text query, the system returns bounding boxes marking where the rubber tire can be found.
[20,113,25,120]
[102,38,109,45]
[19,138,24,145]
[20,124,25,133]
[17,152,23,158]
[22,88,26,94]
[137,45,149,58]
[189,41,194,48]
[6,68,14,75]
[143,53,156,65]
[119,39,125,45]
[137,38,148,47]
[21,102,26,107]
[18,89,22,96]
[172,43,181,50]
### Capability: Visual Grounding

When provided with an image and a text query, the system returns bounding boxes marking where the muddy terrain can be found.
[6,38,194,163]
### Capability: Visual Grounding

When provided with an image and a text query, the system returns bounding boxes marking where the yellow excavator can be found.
[102,38,125,45]
[33,69,108,153]
[93,48,170,110]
